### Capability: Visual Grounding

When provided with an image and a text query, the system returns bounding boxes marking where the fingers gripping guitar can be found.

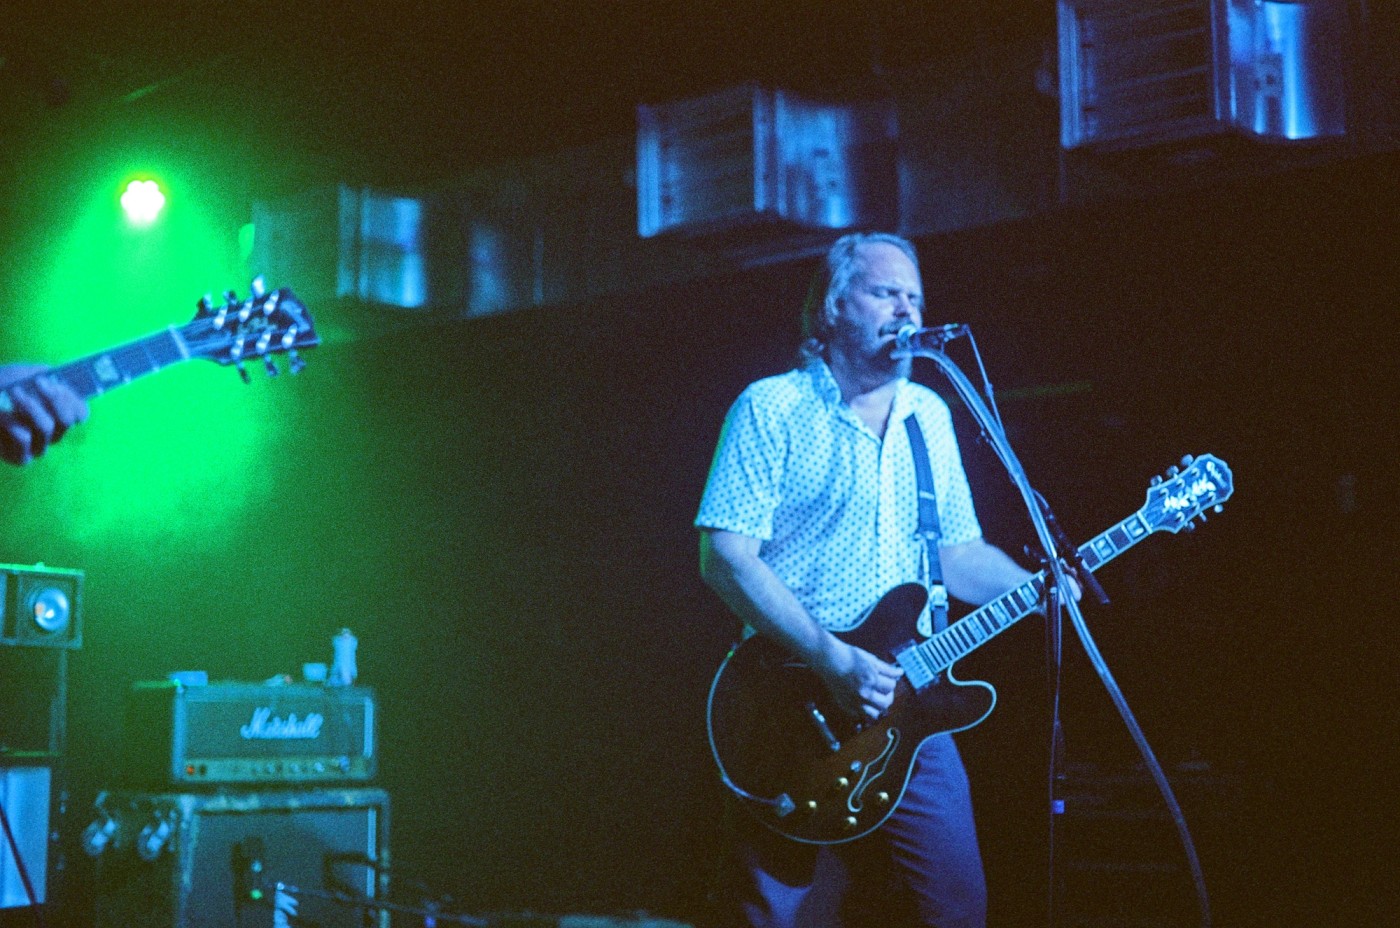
[814,637,904,721]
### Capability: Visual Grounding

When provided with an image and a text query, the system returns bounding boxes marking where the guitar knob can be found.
[876,792,890,805]
[835,777,850,790]
[843,816,858,830]
[805,800,818,813]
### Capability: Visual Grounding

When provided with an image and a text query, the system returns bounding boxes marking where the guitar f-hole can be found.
[804,702,842,752]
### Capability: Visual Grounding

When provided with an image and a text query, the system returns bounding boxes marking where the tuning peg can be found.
[250,276,266,299]
[1165,465,1180,478]
[1213,505,1223,514]
[1150,475,1163,487]
[263,356,280,377]
[197,294,214,316]
[1181,454,1195,467]
[1182,520,1196,532]
[288,350,306,375]
[236,362,250,385]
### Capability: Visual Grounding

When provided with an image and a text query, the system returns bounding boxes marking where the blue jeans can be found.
[723,734,987,928]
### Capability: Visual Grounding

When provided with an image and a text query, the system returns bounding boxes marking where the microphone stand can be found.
[897,334,1210,928]
[897,337,1083,927]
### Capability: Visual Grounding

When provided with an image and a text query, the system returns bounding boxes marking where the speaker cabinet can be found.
[0,564,83,649]
[92,788,388,928]
[0,763,51,909]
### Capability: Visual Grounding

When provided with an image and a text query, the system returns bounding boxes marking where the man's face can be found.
[830,242,924,364]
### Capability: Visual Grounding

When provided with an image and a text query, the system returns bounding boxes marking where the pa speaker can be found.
[91,788,388,928]
[0,564,83,649]
[0,763,51,909]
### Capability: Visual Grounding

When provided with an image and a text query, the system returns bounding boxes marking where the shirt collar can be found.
[803,357,912,430]
[804,357,910,404]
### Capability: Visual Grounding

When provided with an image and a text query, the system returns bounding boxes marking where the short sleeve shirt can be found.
[696,359,982,634]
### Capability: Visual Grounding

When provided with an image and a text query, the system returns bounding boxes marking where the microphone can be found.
[895,323,969,351]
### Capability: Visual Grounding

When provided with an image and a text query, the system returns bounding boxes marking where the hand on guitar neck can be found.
[0,364,90,465]
[0,281,316,467]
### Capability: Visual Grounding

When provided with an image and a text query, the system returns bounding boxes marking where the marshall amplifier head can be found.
[120,681,376,789]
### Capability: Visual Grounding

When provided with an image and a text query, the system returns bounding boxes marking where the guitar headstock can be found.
[180,280,319,379]
[1140,454,1233,534]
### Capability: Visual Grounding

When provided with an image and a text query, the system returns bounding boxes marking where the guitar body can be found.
[707,583,996,844]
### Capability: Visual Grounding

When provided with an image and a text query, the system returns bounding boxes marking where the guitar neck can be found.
[15,328,190,402]
[915,510,1156,671]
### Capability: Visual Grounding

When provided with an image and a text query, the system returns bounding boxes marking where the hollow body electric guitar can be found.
[0,282,317,418]
[707,455,1233,844]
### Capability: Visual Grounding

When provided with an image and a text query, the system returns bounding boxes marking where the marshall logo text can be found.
[239,707,325,740]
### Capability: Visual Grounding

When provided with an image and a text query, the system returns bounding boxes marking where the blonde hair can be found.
[799,232,920,363]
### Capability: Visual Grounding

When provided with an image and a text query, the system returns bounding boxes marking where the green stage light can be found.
[121,179,166,224]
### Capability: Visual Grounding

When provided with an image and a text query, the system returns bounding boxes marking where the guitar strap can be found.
[903,414,949,634]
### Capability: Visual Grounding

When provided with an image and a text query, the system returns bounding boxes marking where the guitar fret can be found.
[117,340,161,379]
[53,331,186,400]
[937,637,955,664]
[149,330,186,367]
[915,648,938,678]
[54,364,99,400]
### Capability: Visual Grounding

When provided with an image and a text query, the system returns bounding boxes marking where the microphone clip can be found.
[895,323,969,353]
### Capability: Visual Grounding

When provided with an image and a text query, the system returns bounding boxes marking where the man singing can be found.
[697,232,1073,927]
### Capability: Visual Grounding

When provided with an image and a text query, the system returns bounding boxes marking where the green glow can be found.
[238,222,256,263]
[120,179,166,224]
[4,161,296,550]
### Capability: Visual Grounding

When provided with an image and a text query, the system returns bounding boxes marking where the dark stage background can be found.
[2,151,1395,927]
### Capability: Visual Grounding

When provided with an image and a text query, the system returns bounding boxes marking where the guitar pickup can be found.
[805,702,841,752]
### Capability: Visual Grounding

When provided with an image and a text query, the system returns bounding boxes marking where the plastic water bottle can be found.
[329,628,358,686]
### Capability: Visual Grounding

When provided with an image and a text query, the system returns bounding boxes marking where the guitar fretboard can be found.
[0,329,188,411]
[899,511,1155,689]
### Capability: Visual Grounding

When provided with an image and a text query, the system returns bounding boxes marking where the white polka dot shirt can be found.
[696,359,983,635]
